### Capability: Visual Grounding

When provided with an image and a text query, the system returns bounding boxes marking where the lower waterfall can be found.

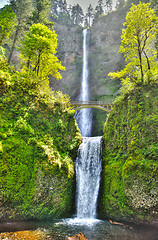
[76,137,102,219]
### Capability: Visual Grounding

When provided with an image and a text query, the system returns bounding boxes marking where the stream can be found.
[0,219,157,240]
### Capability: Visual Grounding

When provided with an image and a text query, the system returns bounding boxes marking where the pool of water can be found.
[0,218,158,240]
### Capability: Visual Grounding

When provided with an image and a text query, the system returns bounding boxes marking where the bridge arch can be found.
[71,101,113,113]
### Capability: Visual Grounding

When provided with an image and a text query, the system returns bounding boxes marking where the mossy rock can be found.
[99,84,158,222]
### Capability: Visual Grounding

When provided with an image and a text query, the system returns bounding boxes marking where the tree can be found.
[109,2,158,87]
[105,0,112,12]
[0,5,17,46]
[87,4,94,27]
[58,0,68,14]
[8,0,34,63]
[57,0,72,25]
[19,23,65,80]
[150,0,158,54]
[50,0,73,25]
[94,0,104,20]
[50,0,59,19]
[84,15,89,28]
[31,0,52,25]
[71,4,84,25]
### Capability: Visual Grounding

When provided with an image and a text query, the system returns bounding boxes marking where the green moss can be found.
[99,84,158,221]
[0,58,81,220]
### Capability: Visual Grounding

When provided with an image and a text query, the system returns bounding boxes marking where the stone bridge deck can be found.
[71,101,113,112]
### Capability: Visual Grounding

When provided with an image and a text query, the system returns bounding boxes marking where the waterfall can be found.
[76,29,92,137]
[74,29,102,221]
[76,137,102,219]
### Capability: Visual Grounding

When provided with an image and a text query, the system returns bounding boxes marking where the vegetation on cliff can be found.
[100,84,158,221]
[0,53,81,220]
[109,2,158,87]
[0,7,81,219]
[99,2,158,222]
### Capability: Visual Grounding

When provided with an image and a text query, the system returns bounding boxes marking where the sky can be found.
[67,0,100,11]
[0,0,101,10]
[0,0,117,11]
[67,0,117,11]
[0,0,8,8]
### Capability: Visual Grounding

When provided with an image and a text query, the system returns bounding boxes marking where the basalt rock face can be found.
[49,23,83,100]
[89,11,124,99]
[51,12,124,135]
[52,13,123,100]
[89,11,124,135]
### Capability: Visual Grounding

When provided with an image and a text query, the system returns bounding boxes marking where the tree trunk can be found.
[137,38,144,82]
[27,55,31,69]
[143,51,151,70]
[33,51,41,75]
[8,21,20,64]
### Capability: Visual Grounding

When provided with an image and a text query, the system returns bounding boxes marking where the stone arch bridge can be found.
[71,101,113,113]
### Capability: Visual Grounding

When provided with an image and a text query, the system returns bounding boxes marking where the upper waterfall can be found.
[75,29,92,137]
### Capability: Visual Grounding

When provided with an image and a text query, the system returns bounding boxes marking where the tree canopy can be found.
[31,0,52,26]
[19,23,65,81]
[109,2,158,90]
[8,0,34,63]
[0,5,17,46]
[71,4,84,25]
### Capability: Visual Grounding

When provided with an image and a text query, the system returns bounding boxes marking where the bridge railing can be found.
[71,101,113,107]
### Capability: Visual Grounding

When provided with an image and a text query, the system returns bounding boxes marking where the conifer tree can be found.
[71,4,84,25]
[50,0,59,18]
[8,0,34,63]
[58,0,71,24]
[0,5,17,46]
[31,0,52,26]
[58,0,68,14]
[94,0,104,20]
[84,15,89,28]
[105,0,113,12]
[87,4,94,27]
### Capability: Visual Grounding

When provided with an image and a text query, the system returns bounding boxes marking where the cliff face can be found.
[99,84,158,222]
[89,11,123,99]
[89,11,125,135]
[49,23,83,100]
[51,11,125,135]
[51,10,126,100]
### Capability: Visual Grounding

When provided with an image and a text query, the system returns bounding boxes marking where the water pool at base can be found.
[0,218,157,240]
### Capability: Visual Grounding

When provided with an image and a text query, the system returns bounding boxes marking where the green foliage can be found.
[50,0,84,26]
[0,136,35,205]
[31,0,53,27]
[71,4,84,25]
[0,5,17,46]
[109,2,158,89]
[8,0,34,63]
[94,0,104,22]
[0,55,81,220]
[100,84,158,221]
[0,56,14,96]
[19,23,65,81]
[9,0,34,22]
[0,46,6,58]
[150,0,158,54]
